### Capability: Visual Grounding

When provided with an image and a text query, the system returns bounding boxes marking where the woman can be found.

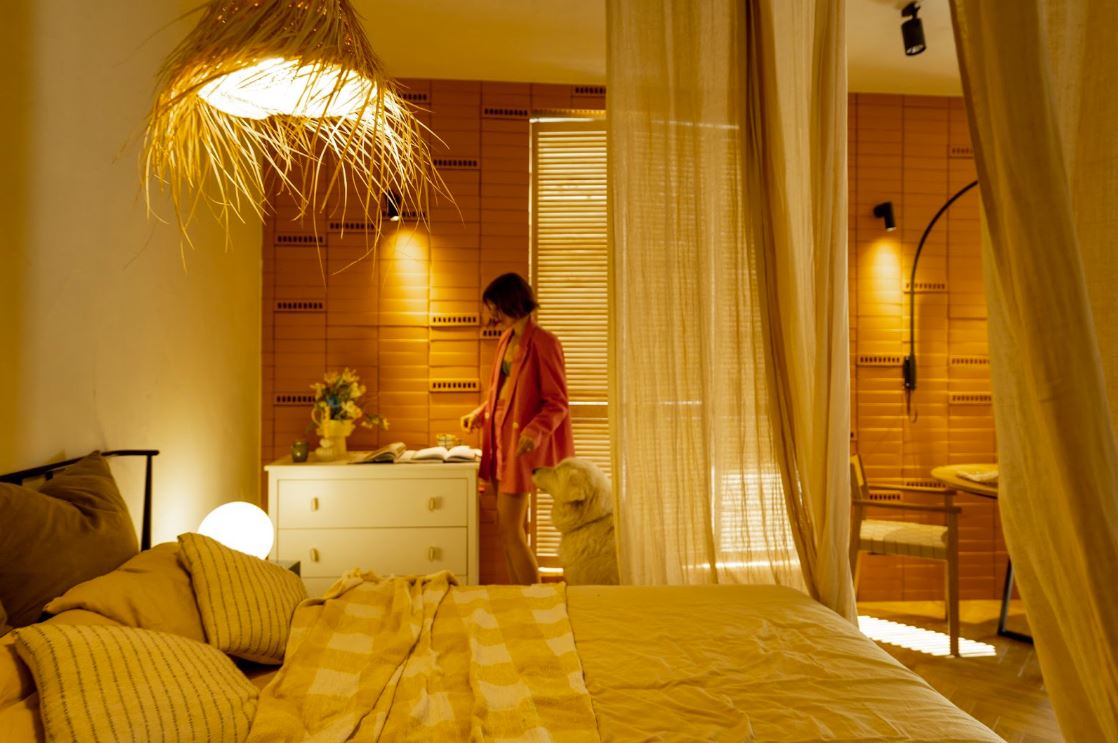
[461,273,574,584]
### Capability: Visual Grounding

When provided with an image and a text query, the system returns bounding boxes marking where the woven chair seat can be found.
[860,519,949,560]
[850,454,960,655]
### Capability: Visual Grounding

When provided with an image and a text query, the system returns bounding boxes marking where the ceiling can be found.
[361,0,962,96]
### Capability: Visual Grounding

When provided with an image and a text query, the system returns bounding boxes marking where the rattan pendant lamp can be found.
[144,0,440,252]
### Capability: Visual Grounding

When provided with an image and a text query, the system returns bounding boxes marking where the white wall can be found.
[0,0,262,543]
[360,0,606,83]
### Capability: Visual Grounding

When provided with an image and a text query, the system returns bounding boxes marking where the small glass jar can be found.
[290,439,309,463]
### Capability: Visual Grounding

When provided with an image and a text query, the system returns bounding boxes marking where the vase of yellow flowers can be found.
[310,368,388,461]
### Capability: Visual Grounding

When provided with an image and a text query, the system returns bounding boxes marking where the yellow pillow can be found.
[0,627,31,712]
[0,600,9,636]
[177,532,306,664]
[12,623,258,743]
[44,543,205,642]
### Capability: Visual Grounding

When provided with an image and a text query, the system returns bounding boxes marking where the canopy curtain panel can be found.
[606,0,855,619]
[951,0,1118,739]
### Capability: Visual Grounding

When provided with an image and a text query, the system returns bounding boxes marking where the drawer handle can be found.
[428,546,441,561]
[311,497,319,512]
[310,547,320,562]
[427,497,439,511]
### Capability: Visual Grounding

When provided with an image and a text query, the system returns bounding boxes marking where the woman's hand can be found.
[515,435,536,456]
[460,407,483,432]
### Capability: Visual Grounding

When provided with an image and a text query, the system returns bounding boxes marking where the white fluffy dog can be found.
[532,458,619,585]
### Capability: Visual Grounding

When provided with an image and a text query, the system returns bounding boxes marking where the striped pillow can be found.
[12,623,257,743]
[178,532,307,664]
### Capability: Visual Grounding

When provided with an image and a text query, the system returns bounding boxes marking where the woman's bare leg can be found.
[496,489,538,584]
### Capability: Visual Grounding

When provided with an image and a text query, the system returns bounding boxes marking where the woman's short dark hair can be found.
[482,273,538,319]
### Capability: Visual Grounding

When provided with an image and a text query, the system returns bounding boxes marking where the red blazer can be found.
[478,318,575,493]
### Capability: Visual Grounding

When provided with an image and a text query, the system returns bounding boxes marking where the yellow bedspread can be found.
[248,570,599,742]
[2,582,1007,741]
[567,584,1003,742]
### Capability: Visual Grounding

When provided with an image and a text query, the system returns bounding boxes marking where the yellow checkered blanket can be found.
[246,571,600,742]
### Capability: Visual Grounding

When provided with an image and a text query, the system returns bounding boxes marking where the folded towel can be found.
[959,469,998,484]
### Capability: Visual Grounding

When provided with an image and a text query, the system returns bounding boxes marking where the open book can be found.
[401,445,481,463]
[355,441,407,464]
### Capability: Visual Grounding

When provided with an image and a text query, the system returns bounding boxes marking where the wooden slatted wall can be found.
[850,94,1003,601]
[261,81,605,583]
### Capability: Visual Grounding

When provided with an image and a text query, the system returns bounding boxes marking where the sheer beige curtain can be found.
[607,0,855,619]
[951,1,1118,739]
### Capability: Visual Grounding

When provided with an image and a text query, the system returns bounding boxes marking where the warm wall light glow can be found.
[198,58,375,120]
[858,615,997,658]
[865,237,904,301]
[198,502,275,559]
[387,228,430,261]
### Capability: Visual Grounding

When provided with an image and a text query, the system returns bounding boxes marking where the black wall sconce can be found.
[901,2,926,56]
[384,192,401,221]
[904,179,979,417]
[873,201,896,231]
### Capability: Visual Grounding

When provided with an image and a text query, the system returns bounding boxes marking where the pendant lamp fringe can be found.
[143,0,447,268]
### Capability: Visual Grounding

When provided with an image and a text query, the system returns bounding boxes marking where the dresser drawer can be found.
[275,477,467,528]
[276,527,468,579]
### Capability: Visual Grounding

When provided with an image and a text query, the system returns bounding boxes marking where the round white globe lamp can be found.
[198,502,274,559]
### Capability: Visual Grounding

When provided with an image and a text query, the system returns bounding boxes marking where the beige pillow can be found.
[1,610,120,713]
[13,623,257,743]
[178,532,307,664]
[44,543,205,642]
[0,451,139,627]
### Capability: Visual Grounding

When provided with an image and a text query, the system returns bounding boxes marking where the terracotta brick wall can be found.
[850,93,1004,601]
[262,86,1002,596]
[261,80,605,583]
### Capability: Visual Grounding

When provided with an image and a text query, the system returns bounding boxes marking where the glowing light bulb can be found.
[198,502,274,558]
[198,58,375,119]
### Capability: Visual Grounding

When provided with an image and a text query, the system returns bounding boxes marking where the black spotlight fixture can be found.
[384,192,401,222]
[873,201,896,231]
[901,2,926,56]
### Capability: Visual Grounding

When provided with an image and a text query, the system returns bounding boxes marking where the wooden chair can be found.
[849,454,962,657]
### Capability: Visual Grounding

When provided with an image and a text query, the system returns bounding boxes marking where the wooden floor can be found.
[858,600,1063,743]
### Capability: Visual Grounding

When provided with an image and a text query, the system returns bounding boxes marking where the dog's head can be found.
[533,458,612,534]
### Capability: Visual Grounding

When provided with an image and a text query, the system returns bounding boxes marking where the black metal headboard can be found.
[0,450,159,550]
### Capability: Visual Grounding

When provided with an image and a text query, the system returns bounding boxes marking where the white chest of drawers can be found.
[265,455,479,596]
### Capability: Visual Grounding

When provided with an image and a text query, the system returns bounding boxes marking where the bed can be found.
[0,451,1002,742]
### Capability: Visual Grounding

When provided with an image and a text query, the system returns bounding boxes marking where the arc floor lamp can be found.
[878,180,981,417]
